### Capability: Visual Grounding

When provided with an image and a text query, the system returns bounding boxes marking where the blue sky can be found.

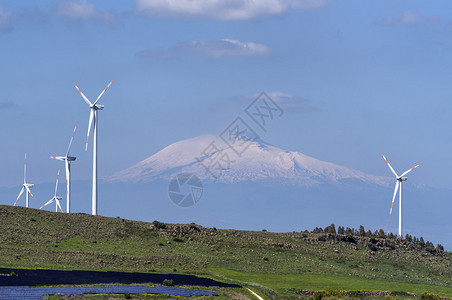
[1,0,452,192]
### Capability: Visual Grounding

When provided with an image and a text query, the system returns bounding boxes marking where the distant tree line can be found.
[307,224,444,251]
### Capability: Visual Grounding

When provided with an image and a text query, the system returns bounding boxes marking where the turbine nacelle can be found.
[91,104,104,110]
[67,156,76,161]
[50,156,66,161]
[24,183,34,188]
[56,196,62,200]
[397,176,407,181]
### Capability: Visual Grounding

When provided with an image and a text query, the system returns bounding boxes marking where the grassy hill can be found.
[0,205,450,299]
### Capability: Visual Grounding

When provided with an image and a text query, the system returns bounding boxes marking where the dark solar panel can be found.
[0,268,240,288]
[0,285,218,299]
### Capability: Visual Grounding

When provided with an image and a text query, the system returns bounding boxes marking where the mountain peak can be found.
[107,134,391,186]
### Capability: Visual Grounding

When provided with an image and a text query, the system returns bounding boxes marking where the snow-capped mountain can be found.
[107,134,391,186]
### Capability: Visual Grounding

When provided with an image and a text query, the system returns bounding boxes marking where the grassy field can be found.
[0,205,450,299]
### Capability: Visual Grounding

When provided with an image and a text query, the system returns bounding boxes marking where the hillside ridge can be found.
[0,205,451,298]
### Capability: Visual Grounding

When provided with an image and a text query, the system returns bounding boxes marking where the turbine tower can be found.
[13,151,35,208]
[50,122,77,213]
[74,80,114,215]
[40,167,64,213]
[381,153,422,238]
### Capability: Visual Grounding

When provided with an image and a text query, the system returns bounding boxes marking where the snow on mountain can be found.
[107,134,391,186]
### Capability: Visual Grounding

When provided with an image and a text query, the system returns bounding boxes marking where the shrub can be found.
[311,288,342,300]
[359,225,365,236]
[152,221,167,229]
[312,227,324,233]
[124,293,132,299]
[173,237,184,243]
[163,279,174,286]
[29,217,36,222]
[345,227,353,236]
[10,272,17,277]
[344,235,356,244]
[386,241,396,250]
[418,237,425,247]
[368,244,378,252]
[263,257,269,261]
[318,235,326,242]
[189,223,200,231]
[425,247,435,254]
[324,224,336,234]
[262,229,267,232]
[420,292,440,300]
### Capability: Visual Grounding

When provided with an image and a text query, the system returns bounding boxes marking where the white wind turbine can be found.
[13,151,35,208]
[381,153,422,238]
[49,122,78,213]
[74,79,114,216]
[40,167,64,213]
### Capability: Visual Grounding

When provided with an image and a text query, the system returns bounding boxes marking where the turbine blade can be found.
[93,79,114,105]
[381,153,398,177]
[14,187,25,206]
[85,109,94,157]
[74,83,92,106]
[40,198,55,210]
[66,122,78,157]
[54,167,61,197]
[400,163,422,177]
[56,200,63,213]
[26,186,35,198]
[389,181,400,219]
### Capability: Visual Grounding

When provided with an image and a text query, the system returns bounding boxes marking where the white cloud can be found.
[137,39,271,59]
[263,92,319,112]
[238,92,319,113]
[55,0,116,25]
[56,0,95,19]
[175,39,271,58]
[400,10,419,25]
[136,0,327,20]
[380,10,430,26]
[0,6,13,32]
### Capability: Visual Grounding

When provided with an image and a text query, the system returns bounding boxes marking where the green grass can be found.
[210,268,452,298]
[0,205,450,299]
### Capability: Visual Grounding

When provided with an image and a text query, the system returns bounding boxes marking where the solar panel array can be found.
[0,268,241,288]
[0,285,218,299]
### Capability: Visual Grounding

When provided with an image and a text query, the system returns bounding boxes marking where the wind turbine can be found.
[40,167,63,213]
[50,122,78,213]
[13,151,35,208]
[74,79,114,216]
[381,153,422,238]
